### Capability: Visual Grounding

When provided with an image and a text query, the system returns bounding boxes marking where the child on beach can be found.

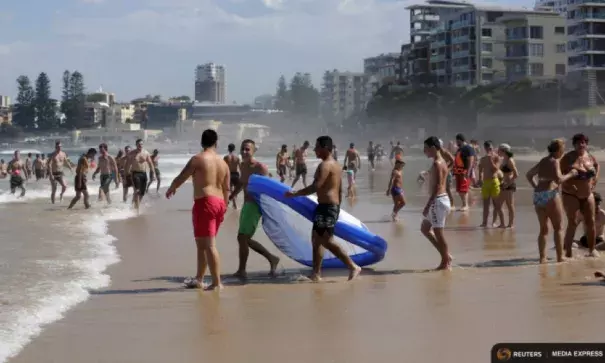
[386,159,406,221]
[344,163,356,198]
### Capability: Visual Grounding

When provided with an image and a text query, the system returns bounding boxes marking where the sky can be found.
[0,0,533,104]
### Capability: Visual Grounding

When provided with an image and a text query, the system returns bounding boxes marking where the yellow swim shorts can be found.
[481,178,501,199]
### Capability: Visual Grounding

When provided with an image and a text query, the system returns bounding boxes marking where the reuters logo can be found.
[497,348,512,361]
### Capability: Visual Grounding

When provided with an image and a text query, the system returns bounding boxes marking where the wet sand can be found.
[10,160,605,363]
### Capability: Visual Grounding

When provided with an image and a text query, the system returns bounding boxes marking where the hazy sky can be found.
[0,0,531,104]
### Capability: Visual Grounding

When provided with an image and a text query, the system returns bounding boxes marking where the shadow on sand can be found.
[456,257,547,269]
[561,281,605,287]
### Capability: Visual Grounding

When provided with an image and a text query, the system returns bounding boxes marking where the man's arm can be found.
[386,170,394,194]
[275,153,280,171]
[110,156,121,183]
[124,153,133,176]
[424,161,442,211]
[223,165,230,204]
[147,154,156,179]
[168,157,195,193]
[92,164,100,179]
[356,152,361,168]
[293,163,328,196]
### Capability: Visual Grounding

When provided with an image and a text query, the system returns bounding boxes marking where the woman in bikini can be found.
[560,133,600,258]
[497,144,519,228]
[526,139,577,263]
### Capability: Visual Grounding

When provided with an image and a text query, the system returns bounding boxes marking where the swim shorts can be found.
[391,186,404,197]
[100,173,112,194]
[454,174,470,193]
[74,174,87,192]
[424,194,451,229]
[481,178,501,199]
[51,171,64,184]
[35,169,44,180]
[131,171,148,196]
[313,203,340,237]
[238,201,262,236]
[296,164,307,176]
[192,196,227,238]
[230,172,240,187]
[9,174,24,189]
[278,165,287,177]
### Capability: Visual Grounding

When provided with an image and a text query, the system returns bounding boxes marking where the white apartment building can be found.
[195,63,226,104]
[0,96,10,108]
[535,0,567,15]
[321,70,369,122]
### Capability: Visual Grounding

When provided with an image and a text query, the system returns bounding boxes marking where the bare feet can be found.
[204,284,224,291]
[391,213,399,222]
[436,254,453,270]
[233,270,247,280]
[457,206,469,212]
[269,256,280,277]
[308,273,322,282]
[587,249,601,258]
[184,278,205,289]
[348,265,362,281]
[506,224,514,229]
[479,223,487,228]
[539,257,548,264]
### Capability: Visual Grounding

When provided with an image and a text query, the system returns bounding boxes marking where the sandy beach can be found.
[9,159,605,363]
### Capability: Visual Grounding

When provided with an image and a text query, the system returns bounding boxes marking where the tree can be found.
[169,95,190,102]
[34,72,58,130]
[69,71,87,129]
[60,70,73,128]
[288,73,319,116]
[12,75,36,130]
[275,75,289,111]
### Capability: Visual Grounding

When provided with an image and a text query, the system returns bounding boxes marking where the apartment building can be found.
[535,0,567,15]
[321,70,369,122]
[499,12,567,81]
[567,0,605,72]
[429,6,561,87]
[195,63,226,104]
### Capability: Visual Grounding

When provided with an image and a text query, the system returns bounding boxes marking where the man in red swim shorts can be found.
[166,129,230,290]
[452,133,476,211]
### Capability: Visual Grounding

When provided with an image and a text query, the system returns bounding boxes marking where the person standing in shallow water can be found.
[166,129,229,290]
[92,143,120,205]
[7,150,26,197]
[223,143,240,209]
[47,140,73,204]
[497,143,519,228]
[68,148,97,209]
[229,139,280,279]
[124,139,156,212]
[421,136,452,270]
[146,149,161,194]
[526,139,577,263]
[285,135,361,282]
[478,140,503,228]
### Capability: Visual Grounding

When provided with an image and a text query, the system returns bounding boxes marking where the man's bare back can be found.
[294,148,306,165]
[430,157,448,196]
[191,152,230,201]
[224,154,240,173]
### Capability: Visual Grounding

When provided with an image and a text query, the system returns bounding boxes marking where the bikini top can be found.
[501,163,512,173]
[574,168,596,180]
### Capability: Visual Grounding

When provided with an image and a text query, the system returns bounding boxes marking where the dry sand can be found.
[10,161,605,363]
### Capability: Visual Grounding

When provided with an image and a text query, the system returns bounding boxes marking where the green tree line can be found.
[10,70,87,131]
[274,72,320,116]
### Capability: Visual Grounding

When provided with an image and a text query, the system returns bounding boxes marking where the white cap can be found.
[438,138,443,147]
[499,143,511,151]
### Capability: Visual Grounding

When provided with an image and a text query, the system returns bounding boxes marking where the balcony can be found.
[412,13,439,22]
[506,33,528,41]
[569,0,605,6]
[501,53,529,59]
[429,25,447,35]
[451,65,471,73]
[451,20,473,30]
[430,54,446,62]
[452,50,471,58]
[434,68,448,75]
[574,12,605,20]
[451,35,471,44]
[430,40,447,48]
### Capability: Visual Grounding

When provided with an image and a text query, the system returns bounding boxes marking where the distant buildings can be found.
[254,94,275,109]
[321,70,369,122]
[0,96,11,124]
[195,63,226,104]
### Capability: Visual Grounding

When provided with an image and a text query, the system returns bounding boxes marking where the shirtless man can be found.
[391,141,404,164]
[92,143,120,205]
[229,139,280,279]
[478,141,503,227]
[117,146,131,202]
[7,150,26,197]
[286,135,361,282]
[291,141,310,188]
[288,144,297,179]
[41,154,47,179]
[367,141,376,170]
[68,148,97,209]
[166,129,229,290]
[34,154,44,181]
[24,153,33,180]
[386,159,406,221]
[344,143,361,179]
[146,149,161,194]
[47,140,73,204]
[0,159,6,179]
[223,143,240,209]
[124,139,156,212]
[421,136,452,270]
[438,139,456,210]
[275,144,289,183]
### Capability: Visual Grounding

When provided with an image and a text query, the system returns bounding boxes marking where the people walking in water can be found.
[124,139,156,212]
[421,136,452,270]
[452,133,476,211]
[345,162,356,198]
[118,146,131,202]
[92,143,120,205]
[367,141,376,170]
[24,153,32,180]
[7,150,26,197]
[47,140,73,204]
[386,159,406,221]
[560,133,600,258]
[68,148,97,210]
[0,159,7,179]
[288,144,296,179]
[166,129,229,290]
[143,149,160,194]
[285,136,361,282]
[34,154,44,181]
[291,141,310,188]
[497,144,519,228]
[344,143,361,179]
[223,143,241,209]
[275,144,289,183]
[526,139,577,263]
[478,141,503,228]
[230,139,280,279]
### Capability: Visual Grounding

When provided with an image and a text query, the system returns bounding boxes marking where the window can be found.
[555,26,565,34]
[482,42,493,52]
[482,28,492,37]
[530,43,544,57]
[556,43,566,53]
[556,64,566,75]
[530,26,543,39]
[530,63,544,76]
[482,58,493,68]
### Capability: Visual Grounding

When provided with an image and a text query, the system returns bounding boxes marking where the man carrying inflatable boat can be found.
[285,136,362,282]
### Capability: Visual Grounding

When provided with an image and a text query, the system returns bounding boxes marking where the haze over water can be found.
[2,149,605,363]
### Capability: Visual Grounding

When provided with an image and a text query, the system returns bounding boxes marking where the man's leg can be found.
[83,189,91,209]
[50,180,57,204]
[236,234,279,278]
[68,191,81,209]
[200,237,222,290]
[59,179,67,202]
[318,231,361,281]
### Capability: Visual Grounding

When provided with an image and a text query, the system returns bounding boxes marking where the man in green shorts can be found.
[229,139,280,279]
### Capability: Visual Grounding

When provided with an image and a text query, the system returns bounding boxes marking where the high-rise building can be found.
[321,70,369,122]
[195,63,226,104]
